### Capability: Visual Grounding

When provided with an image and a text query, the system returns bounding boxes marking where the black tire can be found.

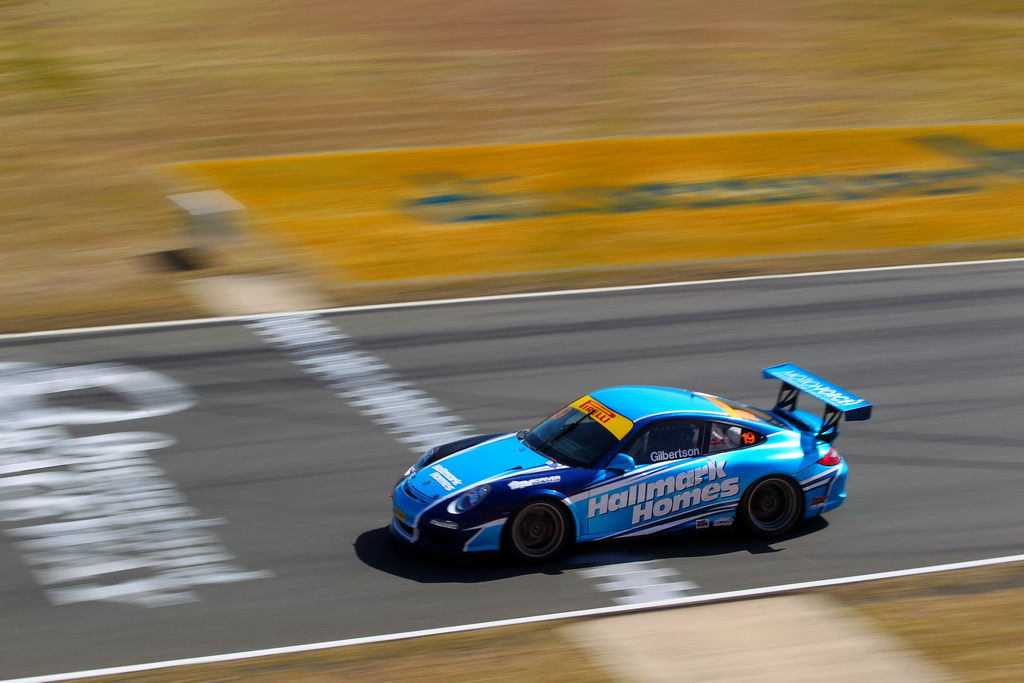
[504,499,571,561]
[738,476,803,538]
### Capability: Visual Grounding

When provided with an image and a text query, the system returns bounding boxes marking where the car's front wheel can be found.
[504,499,570,561]
[738,476,803,538]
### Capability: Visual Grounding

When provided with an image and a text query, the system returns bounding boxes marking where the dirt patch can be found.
[827,562,1024,683]
[69,562,1024,683]
[73,622,611,683]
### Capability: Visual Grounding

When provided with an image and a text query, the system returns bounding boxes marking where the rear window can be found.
[703,394,787,428]
[708,421,766,453]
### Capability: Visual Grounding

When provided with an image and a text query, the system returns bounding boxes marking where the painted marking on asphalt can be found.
[0,363,272,608]
[9,553,1024,683]
[0,257,1021,340]
[246,312,474,453]
[577,561,697,605]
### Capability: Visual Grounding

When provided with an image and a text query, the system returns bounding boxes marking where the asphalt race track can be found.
[1,261,1022,679]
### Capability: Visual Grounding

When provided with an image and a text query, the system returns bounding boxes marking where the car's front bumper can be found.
[389,514,506,556]
[390,482,506,554]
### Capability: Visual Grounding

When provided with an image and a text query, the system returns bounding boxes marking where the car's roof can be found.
[591,385,730,421]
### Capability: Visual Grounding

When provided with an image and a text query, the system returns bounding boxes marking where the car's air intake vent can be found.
[402,481,431,503]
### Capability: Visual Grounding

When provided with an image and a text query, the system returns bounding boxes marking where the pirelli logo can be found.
[579,398,616,424]
[569,395,633,439]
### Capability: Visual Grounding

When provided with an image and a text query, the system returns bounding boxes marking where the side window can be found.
[624,420,704,465]
[707,421,765,454]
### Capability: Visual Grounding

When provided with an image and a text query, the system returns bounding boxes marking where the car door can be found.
[582,418,738,536]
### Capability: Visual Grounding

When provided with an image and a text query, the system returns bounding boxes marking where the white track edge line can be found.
[7,552,1023,683]
[2,257,1023,341]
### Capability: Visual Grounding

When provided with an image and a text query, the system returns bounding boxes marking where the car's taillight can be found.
[817,447,842,466]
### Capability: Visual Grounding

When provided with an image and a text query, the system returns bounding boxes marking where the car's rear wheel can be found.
[504,499,570,561]
[738,476,802,538]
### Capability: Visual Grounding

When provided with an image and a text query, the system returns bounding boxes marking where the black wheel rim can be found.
[747,479,798,532]
[512,502,564,558]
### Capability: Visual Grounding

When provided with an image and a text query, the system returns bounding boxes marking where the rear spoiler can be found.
[762,363,872,443]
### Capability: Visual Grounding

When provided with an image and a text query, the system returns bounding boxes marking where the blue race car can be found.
[390,363,871,561]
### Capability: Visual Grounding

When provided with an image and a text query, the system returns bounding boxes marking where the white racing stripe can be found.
[247,312,473,453]
[7,553,1023,683]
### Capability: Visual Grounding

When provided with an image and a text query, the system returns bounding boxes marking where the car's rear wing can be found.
[762,363,872,443]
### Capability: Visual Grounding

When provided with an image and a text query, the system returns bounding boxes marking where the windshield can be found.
[522,406,622,468]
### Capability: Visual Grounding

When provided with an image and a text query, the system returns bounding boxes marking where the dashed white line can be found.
[246,312,473,453]
[578,561,697,605]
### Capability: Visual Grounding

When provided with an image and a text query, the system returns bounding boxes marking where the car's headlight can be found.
[447,484,491,513]
[404,446,439,477]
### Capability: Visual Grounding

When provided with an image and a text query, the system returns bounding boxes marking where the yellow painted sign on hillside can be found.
[165,124,1024,285]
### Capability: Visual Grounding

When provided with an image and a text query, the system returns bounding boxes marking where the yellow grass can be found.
[167,124,1024,286]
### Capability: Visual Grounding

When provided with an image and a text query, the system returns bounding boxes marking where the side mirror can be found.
[606,453,635,474]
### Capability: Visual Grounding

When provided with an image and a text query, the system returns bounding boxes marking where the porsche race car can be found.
[389,363,871,561]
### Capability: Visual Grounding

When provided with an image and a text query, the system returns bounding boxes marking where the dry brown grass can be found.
[2,0,1022,331]
[828,562,1024,682]
[76,622,611,683]
[70,563,1024,682]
